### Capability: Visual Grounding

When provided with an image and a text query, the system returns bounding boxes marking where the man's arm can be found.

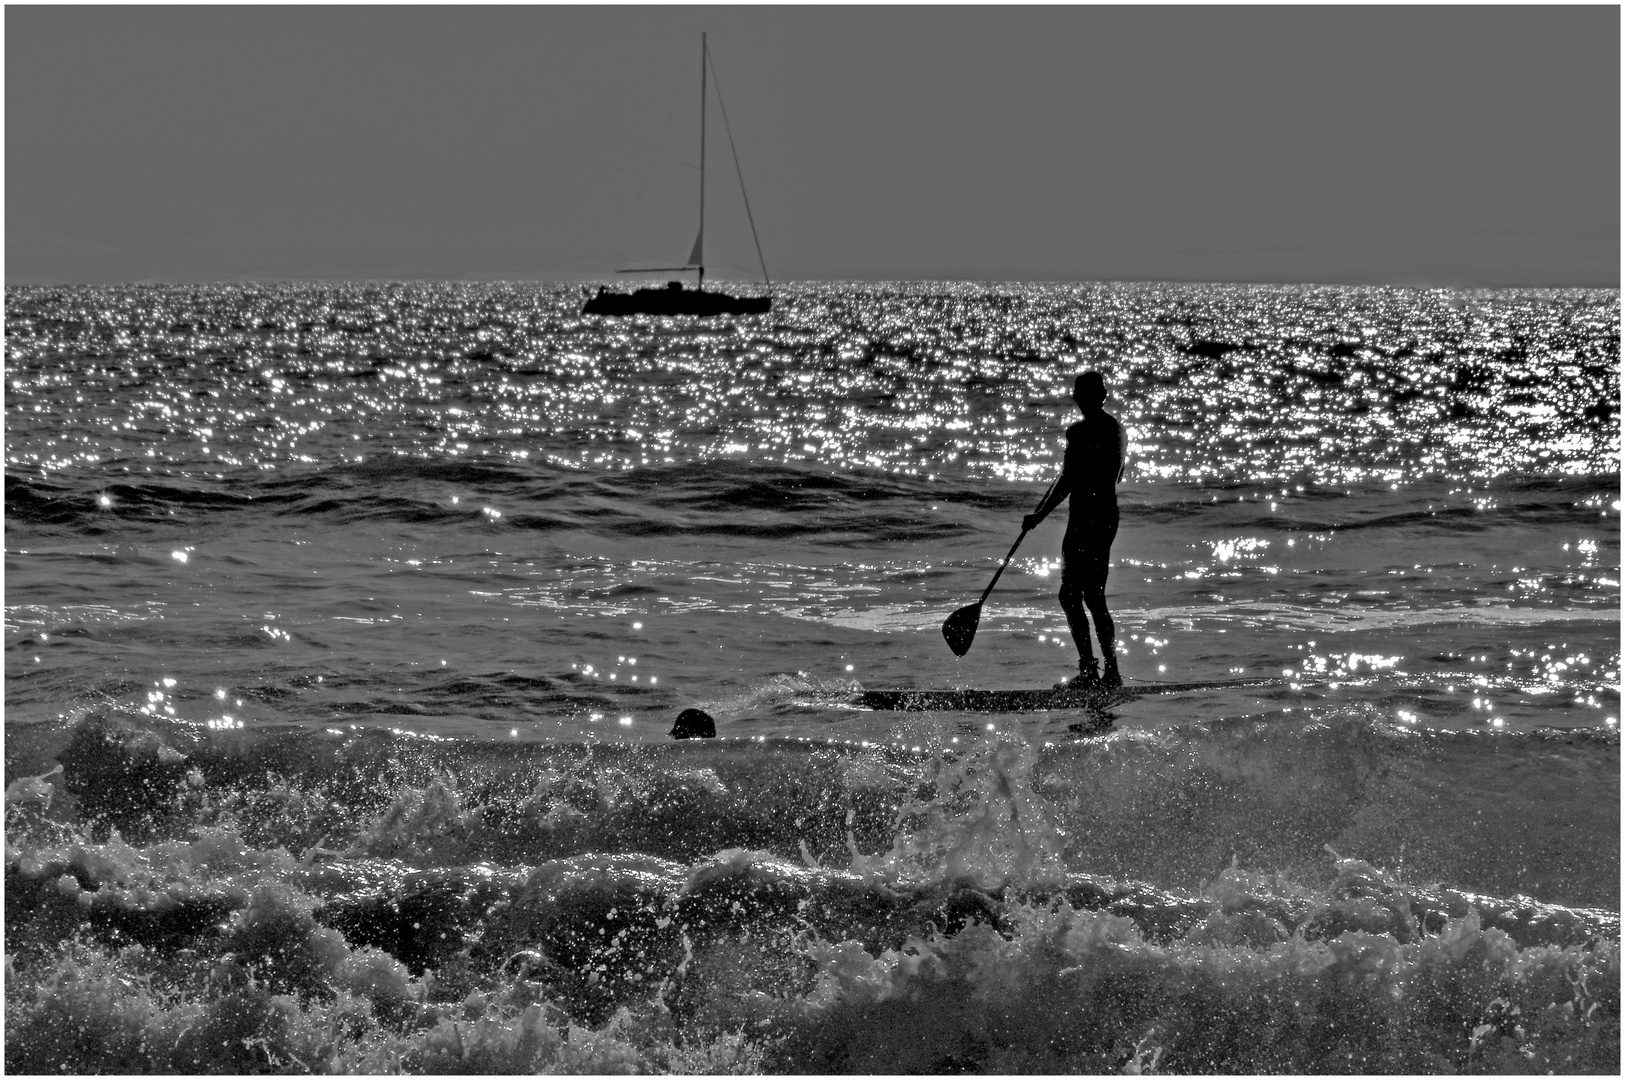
[1022,468,1070,532]
[1116,418,1128,484]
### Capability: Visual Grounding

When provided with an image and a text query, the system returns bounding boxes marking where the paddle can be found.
[942,477,1059,657]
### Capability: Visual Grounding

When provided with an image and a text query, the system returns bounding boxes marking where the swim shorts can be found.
[1061,504,1118,592]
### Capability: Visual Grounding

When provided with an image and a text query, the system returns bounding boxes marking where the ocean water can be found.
[4,280,1619,1073]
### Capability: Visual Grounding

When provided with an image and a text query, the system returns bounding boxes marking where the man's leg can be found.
[1084,584,1118,686]
[1084,512,1121,685]
[1058,565,1097,682]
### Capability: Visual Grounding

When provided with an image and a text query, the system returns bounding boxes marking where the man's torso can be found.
[1063,411,1123,503]
[1061,411,1122,549]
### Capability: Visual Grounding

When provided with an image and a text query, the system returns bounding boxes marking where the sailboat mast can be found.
[698,32,706,291]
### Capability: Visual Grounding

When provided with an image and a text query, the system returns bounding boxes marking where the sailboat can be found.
[583,34,772,316]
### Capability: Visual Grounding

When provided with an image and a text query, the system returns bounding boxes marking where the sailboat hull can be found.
[583,287,770,317]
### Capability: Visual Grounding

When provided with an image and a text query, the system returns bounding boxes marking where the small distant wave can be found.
[6,473,257,529]
[340,457,537,486]
[774,603,946,633]
[771,598,1619,636]
[1129,599,1620,633]
[7,458,996,540]
[688,671,863,717]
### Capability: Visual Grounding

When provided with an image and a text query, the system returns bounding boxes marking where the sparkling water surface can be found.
[5,282,1619,1075]
[7,281,1618,743]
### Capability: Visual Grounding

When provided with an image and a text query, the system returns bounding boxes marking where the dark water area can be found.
[5,281,1620,1072]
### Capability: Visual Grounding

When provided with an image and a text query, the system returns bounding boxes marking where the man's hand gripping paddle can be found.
[942,477,1058,657]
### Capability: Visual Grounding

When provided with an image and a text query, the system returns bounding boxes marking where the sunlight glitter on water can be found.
[7,283,1618,486]
[5,281,1618,742]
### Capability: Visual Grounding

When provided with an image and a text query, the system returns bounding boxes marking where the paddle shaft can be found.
[976,530,1028,605]
[974,475,1061,606]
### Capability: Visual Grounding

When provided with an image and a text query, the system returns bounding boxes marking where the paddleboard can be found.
[857,676,1283,713]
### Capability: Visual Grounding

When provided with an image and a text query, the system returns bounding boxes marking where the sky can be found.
[6,4,1619,287]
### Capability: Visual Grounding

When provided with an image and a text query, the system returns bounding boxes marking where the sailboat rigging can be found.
[583,34,772,316]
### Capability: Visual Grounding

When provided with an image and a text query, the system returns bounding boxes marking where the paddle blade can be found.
[942,601,982,657]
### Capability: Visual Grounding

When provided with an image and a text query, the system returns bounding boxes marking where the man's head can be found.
[1074,371,1107,410]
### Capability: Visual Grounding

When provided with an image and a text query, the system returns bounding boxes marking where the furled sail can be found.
[686,228,704,269]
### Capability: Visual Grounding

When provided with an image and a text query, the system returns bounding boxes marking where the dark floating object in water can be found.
[583,282,769,317]
[670,708,717,739]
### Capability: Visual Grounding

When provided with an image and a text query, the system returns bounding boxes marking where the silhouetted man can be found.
[1023,371,1127,688]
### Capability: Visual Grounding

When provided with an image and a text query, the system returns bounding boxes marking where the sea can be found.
[4,280,1619,1073]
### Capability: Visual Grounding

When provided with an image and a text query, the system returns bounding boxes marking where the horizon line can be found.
[6,275,1620,290]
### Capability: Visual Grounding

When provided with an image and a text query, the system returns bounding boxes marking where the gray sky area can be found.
[7,5,1619,286]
